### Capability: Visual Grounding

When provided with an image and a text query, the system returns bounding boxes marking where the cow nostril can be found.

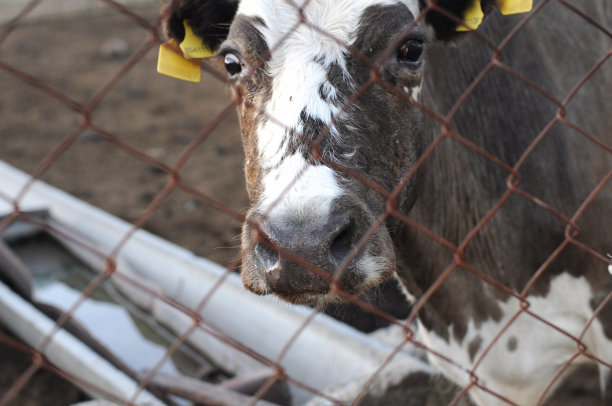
[255,240,280,272]
[330,224,354,264]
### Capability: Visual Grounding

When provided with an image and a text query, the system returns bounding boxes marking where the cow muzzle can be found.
[240,202,396,304]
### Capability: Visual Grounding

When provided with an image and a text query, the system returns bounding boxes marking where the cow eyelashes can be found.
[397,39,423,66]
[224,53,242,76]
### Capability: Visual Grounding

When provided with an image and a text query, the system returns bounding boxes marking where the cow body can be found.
[163,0,612,404]
[399,6,612,403]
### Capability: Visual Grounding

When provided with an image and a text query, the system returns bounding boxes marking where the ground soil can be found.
[0,6,247,268]
[0,6,605,406]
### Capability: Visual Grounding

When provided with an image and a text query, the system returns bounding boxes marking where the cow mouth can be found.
[241,262,361,305]
[274,291,333,305]
[241,246,396,306]
[271,277,372,305]
[245,281,373,305]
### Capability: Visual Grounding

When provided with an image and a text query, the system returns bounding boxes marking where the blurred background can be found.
[0,1,251,404]
[0,0,247,267]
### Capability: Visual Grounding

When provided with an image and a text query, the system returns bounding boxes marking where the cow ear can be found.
[419,0,497,41]
[162,0,239,52]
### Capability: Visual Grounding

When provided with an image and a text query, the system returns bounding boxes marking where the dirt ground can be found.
[0,5,605,406]
[0,5,247,268]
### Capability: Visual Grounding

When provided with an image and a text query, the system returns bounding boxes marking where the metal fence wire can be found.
[0,0,611,405]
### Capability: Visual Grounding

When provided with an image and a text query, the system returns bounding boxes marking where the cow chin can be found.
[239,217,397,305]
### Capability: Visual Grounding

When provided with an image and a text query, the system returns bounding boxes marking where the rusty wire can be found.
[0,0,610,405]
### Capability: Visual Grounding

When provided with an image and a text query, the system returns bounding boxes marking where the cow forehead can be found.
[238,0,420,22]
[237,0,420,48]
[235,0,418,93]
[236,0,419,87]
[237,0,420,31]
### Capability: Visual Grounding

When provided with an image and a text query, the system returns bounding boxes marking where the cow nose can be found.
[255,216,354,268]
[329,223,355,264]
[252,215,355,292]
[254,237,280,272]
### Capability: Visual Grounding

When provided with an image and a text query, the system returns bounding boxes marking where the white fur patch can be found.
[403,84,422,100]
[260,153,342,220]
[356,251,392,286]
[418,273,612,406]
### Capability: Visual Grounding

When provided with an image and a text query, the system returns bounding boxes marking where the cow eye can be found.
[224,53,242,76]
[397,40,423,65]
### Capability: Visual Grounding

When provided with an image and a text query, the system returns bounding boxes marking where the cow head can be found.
[163,0,494,304]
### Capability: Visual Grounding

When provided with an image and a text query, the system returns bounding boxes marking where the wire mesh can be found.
[0,0,610,405]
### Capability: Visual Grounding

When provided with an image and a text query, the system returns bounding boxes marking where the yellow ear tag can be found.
[498,0,533,15]
[180,20,216,59]
[456,0,484,31]
[157,40,202,82]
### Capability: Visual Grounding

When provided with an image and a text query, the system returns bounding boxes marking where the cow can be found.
[161,0,612,404]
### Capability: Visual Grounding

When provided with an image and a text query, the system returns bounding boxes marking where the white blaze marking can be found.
[260,153,342,219]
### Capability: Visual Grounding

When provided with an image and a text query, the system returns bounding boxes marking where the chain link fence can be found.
[0,0,610,405]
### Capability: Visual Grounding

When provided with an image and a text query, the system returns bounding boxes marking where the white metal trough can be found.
[0,160,432,405]
[0,280,165,406]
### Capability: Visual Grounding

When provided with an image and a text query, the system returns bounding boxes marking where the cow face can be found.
[227,0,427,305]
[163,0,482,304]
